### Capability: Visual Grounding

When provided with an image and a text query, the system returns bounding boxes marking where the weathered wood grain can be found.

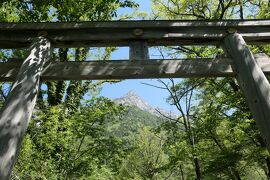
[224,33,270,152]
[0,20,270,48]
[0,37,51,179]
[129,41,149,61]
[0,55,269,81]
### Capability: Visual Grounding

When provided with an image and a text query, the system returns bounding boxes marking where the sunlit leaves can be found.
[11,0,137,22]
[14,98,126,179]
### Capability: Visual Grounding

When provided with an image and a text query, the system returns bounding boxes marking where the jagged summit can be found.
[114,91,177,119]
[114,91,153,113]
[124,90,141,100]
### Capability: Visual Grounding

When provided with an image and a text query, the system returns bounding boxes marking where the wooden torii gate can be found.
[0,19,270,179]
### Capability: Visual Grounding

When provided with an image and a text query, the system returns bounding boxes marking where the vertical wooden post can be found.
[129,41,149,61]
[224,33,270,152]
[0,36,51,179]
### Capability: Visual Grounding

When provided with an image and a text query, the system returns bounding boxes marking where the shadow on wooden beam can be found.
[0,54,269,81]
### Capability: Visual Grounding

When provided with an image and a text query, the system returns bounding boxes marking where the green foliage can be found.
[108,106,163,136]
[13,97,126,179]
[119,128,169,179]
[4,0,270,179]
[150,1,270,179]
[0,0,138,113]
[151,0,265,20]
[2,0,138,22]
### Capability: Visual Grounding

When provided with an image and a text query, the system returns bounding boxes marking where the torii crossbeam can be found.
[0,19,270,179]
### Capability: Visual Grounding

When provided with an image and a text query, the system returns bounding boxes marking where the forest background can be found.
[0,0,270,179]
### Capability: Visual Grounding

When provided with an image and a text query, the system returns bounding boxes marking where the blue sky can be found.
[99,0,180,114]
[117,0,151,16]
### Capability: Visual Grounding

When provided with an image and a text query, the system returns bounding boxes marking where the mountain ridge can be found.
[113,91,177,119]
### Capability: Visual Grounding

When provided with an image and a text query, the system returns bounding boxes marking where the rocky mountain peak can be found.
[114,91,177,119]
[114,91,152,112]
[125,90,140,99]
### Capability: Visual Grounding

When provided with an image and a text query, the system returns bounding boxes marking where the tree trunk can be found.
[180,164,185,180]
[232,168,242,180]
[194,157,202,180]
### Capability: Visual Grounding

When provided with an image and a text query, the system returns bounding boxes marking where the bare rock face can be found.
[114,91,177,119]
